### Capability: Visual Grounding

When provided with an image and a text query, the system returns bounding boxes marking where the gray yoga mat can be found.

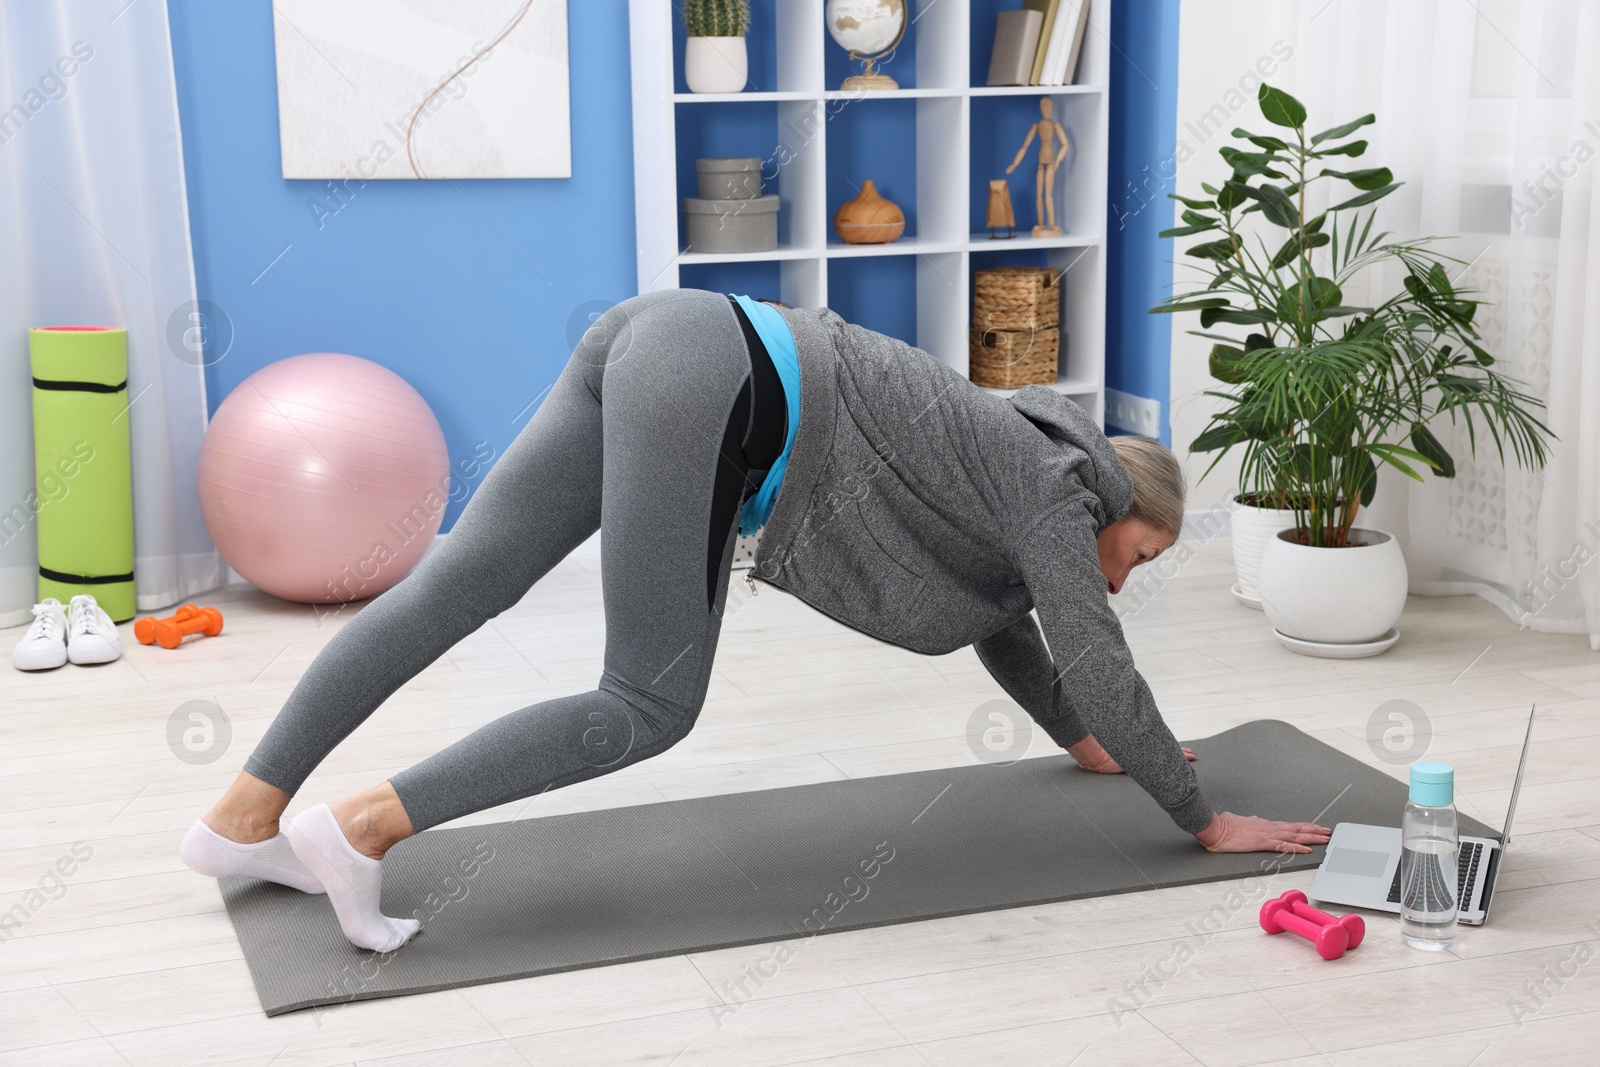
[219,718,1497,1016]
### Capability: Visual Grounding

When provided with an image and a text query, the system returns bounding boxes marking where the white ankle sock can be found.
[285,803,421,953]
[179,820,325,895]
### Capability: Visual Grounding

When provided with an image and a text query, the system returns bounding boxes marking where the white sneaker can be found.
[66,594,122,665]
[12,598,69,671]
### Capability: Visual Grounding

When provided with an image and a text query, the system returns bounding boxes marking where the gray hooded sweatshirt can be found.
[753,302,1215,836]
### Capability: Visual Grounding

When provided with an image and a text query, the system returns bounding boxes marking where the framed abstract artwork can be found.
[272,0,570,179]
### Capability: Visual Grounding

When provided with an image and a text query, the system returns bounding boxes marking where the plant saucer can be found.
[1271,627,1400,659]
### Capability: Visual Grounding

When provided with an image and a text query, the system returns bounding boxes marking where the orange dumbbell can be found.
[134,604,201,645]
[149,606,224,649]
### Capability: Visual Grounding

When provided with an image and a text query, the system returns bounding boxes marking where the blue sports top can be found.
[731,293,801,535]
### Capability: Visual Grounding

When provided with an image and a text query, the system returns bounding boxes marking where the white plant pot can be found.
[1227,491,1298,610]
[685,36,748,94]
[1256,526,1408,646]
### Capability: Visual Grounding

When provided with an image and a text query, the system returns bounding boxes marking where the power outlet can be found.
[1105,388,1161,438]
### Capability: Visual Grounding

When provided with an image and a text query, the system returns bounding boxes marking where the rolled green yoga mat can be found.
[28,326,135,622]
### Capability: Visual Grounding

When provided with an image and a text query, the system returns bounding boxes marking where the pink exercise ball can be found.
[198,353,450,604]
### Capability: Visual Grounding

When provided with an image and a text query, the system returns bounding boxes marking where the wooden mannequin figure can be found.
[1005,97,1069,237]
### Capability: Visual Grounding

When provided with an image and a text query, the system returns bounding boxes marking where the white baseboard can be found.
[219,528,599,590]
[1179,504,1234,543]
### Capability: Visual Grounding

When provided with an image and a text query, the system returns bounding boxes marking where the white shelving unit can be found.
[628,0,1111,424]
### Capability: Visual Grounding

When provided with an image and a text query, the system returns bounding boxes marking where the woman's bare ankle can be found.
[201,806,280,844]
[201,773,291,844]
[329,784,414,861]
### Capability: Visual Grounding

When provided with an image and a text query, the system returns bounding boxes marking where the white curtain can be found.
[0,0,221,628]
[1175,0,1600,650]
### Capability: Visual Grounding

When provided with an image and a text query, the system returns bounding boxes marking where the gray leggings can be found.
[243,288,767,832]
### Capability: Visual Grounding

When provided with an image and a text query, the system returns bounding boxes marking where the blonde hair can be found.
[1109,434,1186,540]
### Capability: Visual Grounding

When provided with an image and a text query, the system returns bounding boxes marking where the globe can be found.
[826,0,906,90]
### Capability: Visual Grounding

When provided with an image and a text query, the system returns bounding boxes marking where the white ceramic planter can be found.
[1227,491,1298,610]
[685,36,748,94]
[1256,526,1408,646]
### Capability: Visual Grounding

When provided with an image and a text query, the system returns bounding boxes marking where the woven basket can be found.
[968,325,1059,389]
[973,266,1060,331]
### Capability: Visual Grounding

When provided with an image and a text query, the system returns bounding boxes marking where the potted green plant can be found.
[683,0,750,94]
[1151,84,1553,653]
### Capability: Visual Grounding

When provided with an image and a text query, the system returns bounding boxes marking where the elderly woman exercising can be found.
[181,288,1330,951]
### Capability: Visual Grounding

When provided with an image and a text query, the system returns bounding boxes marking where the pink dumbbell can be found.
[1260,897,1350,960]
[1278,889,1365,949]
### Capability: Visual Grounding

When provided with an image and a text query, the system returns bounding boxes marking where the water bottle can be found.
[1400,761,1459,950]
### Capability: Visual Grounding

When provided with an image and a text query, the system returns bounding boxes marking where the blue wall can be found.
[167,0,1180,524]
[166,0,639,530]
[1106,0,1181,444]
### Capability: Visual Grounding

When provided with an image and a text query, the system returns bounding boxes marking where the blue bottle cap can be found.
[1409,761,1454,807]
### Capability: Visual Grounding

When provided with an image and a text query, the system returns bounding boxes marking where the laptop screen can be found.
[1499,703,1536,845]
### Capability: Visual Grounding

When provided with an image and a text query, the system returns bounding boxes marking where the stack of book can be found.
[985,0,1092,87]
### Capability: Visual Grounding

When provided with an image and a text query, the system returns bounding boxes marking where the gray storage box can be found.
[683,194,779,253]
[696,157,764,199]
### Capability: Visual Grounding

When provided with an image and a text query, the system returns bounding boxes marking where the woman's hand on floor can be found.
[1194,812,1332,854]
[1066,734,1195,774]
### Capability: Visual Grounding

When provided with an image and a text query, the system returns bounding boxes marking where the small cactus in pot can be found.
[683,0,751,93]
[683,0,750,38]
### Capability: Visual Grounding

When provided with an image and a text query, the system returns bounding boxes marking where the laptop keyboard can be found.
[1387,840,1483,909]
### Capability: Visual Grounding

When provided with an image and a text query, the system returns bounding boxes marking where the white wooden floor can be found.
[3,534,1599,1066]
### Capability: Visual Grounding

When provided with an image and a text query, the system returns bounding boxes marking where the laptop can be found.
[1309,703,1535,926]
